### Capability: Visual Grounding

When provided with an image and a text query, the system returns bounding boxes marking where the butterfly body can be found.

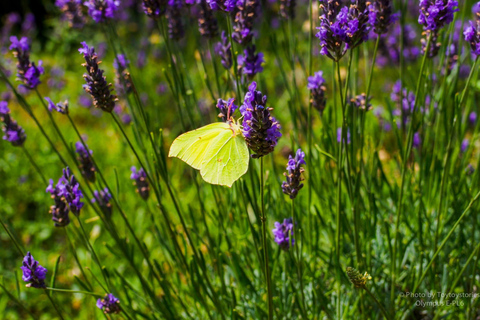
[168,120,249,187]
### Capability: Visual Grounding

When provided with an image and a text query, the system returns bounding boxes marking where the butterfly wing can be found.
[168,122,230,170]
[200,129,249,187]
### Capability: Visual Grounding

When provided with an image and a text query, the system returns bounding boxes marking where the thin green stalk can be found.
[390,35,431,312]
[21,145,47,185]
[363,286,392,320]
[44,290,65,320]
[45,287,103,298]
[260,158,273,319]
[291,199,307,318]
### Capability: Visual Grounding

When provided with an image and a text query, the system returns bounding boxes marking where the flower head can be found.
[346,267,371,288]
[21,252,47,288]
[272,218,294,250]
[337,127,351,144]
[237,45,264,80]
[316,1,370,61]
[92,187,113,217]
[308,71,327,113]
[79,42,117,112]
[166,0,185,40]
[282,149,306,199]
[232,0,260,45]
[351,93,372,111]
[215,31,233,70]
[84,0,120,23]
[418,0,458,32]
[56,0,86,28]
[198,0,218,38]
[216,97,238,122]
[45,97,69,114]
[9,36,44,89]
[240,82,282,158]
[143,0,168,17]
[131,166,150,200]
[368,0,397,35]
[376,23,420,67]
[464,18,480,56]
[97,293,121,314]
[207,0,235,11]
[0,101,26,147]
[75,141,96,182]
[113,54,132,95]
[280,0,296,19]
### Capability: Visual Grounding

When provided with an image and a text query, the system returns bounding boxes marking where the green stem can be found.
[44,289,65,320]
[363,287,392,320]
[45,287,103,298]
[260,158,273,319]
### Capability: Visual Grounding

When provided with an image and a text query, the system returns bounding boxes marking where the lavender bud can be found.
[45,97,69,114]
[21,252,47,288]
[92,187,113,217]
[56,0,86,28]
[240,82,282,158]
[214,31,233,69]
[47,167,84,224]
[84,0,120,23]
[282,149,306,199]
[79,42,117,112]
[308,71,327,113]
[237,45,264,80]
[97,293,121,314]
[368,0,397,35]
[113,54,133,95]
[9,36,44,89]
[198,0,218,38]
[131,166,150,200]
[351,93,372,111]
[272,218,294,250]
[216,97,238,122]
[0,101,26,147]
[232,0,260,45]
[143,0,168,17]
[166,0,185,40]
[75,141,96,182]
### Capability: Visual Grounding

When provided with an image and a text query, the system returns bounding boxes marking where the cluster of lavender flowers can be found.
[214,32,233,70]
[368,0,397,35]
[84,0,120,23]
[240,82,281,158]
[0,101,26,147]
[92,188,113,217]
[79,42,117,113]
[464,8,480,56]
[75,141,96,182]
[55,0,85,28]
[166,0,185,40]
[143,0,168,18]
[376,23,420,67]
[308,71,327,113]
[351,93,372,111]
[113,54,132,95]
[272,218,294,250]
[9,36,44,89]
[237,45,264,80]
[46,167,84,227]
[45,97,69,114]
[282,149,306,200]
[418,0,459,57]
[316,0,370,61]
[97,293,121,314]
[131,166,150,200]
[21,252,47,288]
[198,0,218,38]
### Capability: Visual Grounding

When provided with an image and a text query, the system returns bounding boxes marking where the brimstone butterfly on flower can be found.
[168,102,249,187]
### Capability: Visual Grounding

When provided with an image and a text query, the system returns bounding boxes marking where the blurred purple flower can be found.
[368,0,397,35]
[45,97,69,114]
[56,0,86,28]
[9,36,44,89]
[84,0,120,23]
[75,140,96,182]
[0,101,26,147]
[413,132,421,148]
[237,45,264,80]
[461,138,469,153]
[21,252,47,288]
[198,0,218,38]
[282,148,306,199]
[166,0,185,40]
[143,0,168,17]
[337,127,351,144]
[308,71,327,113]
[131,166,150,200]
[92,187,113,216]
[232,0,259,45]
[214,31,233,70]
[272,218,294,250]
[97,293,121,314]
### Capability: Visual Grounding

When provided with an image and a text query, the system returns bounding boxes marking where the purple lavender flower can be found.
[461,138,469,153]
[1,13,21,53]
[272,218,294,251]
[216,97,238,122]
[97,293,121,314]
[215,31,233,69]
[316,1,370,61]
[464,18,480,56]
[47,67,66,90]
[282,149,306,199]
[45,97,69,115]
[368,0,396,35]
[374,107,392,131]
[0,101,26,147]
[143,0,168,17]
[9,36,44,89]
[351,93,372,111]
[79,42,117,112]
[113,54,132,95]
[240,82,282,158]
[232,0,259,45]
[198,0,218,38]
[21,13,36,36]
[207,0,235,11]
[280,0,296,19]
[131,166,150,200]
[47,167,84,225]
[237,45,264,80]
[376,23,420,67]
[166,0,185,40]
[466,164,475,175]
[92,187,113,216]
[418,0,458,58]
[21,252,47,288]
[56,0,86,28]
[75,141,96,182]
[413,132,421,148]
[308,71,327,113]
[337,127,351,144]
[469,111,477,126]
[84,0,120,23]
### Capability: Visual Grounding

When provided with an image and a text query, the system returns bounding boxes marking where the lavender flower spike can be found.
[207,0,235,12]
[198,0,218,38]
[131,166,150,200]
[280,0,296,19]
[113,54,132,95]
[56,0,85,28]
[237,45,264,80]
[232,0,259,45]
[92,188,113,217]
[166,0,185,40]
[0,101,27,147]
[240,82,282,158]
[464,16,480,56]
[308,71,327,113]
[97,293,121,314]
[143,0,167,18]
[214,31,233,70]
[9,36,44,89]
[272,218,294,250]
[84,0,120,23]
[21,252,47,288]
[368,0,397,35]
[75,141,96,182]
[79,42,117,112]
[282,149,306,199]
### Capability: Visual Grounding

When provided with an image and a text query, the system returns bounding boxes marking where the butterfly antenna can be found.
[227,99,235,121]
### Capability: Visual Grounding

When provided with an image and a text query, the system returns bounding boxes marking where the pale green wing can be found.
[200,130,249,187]
[168,122,230,170]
